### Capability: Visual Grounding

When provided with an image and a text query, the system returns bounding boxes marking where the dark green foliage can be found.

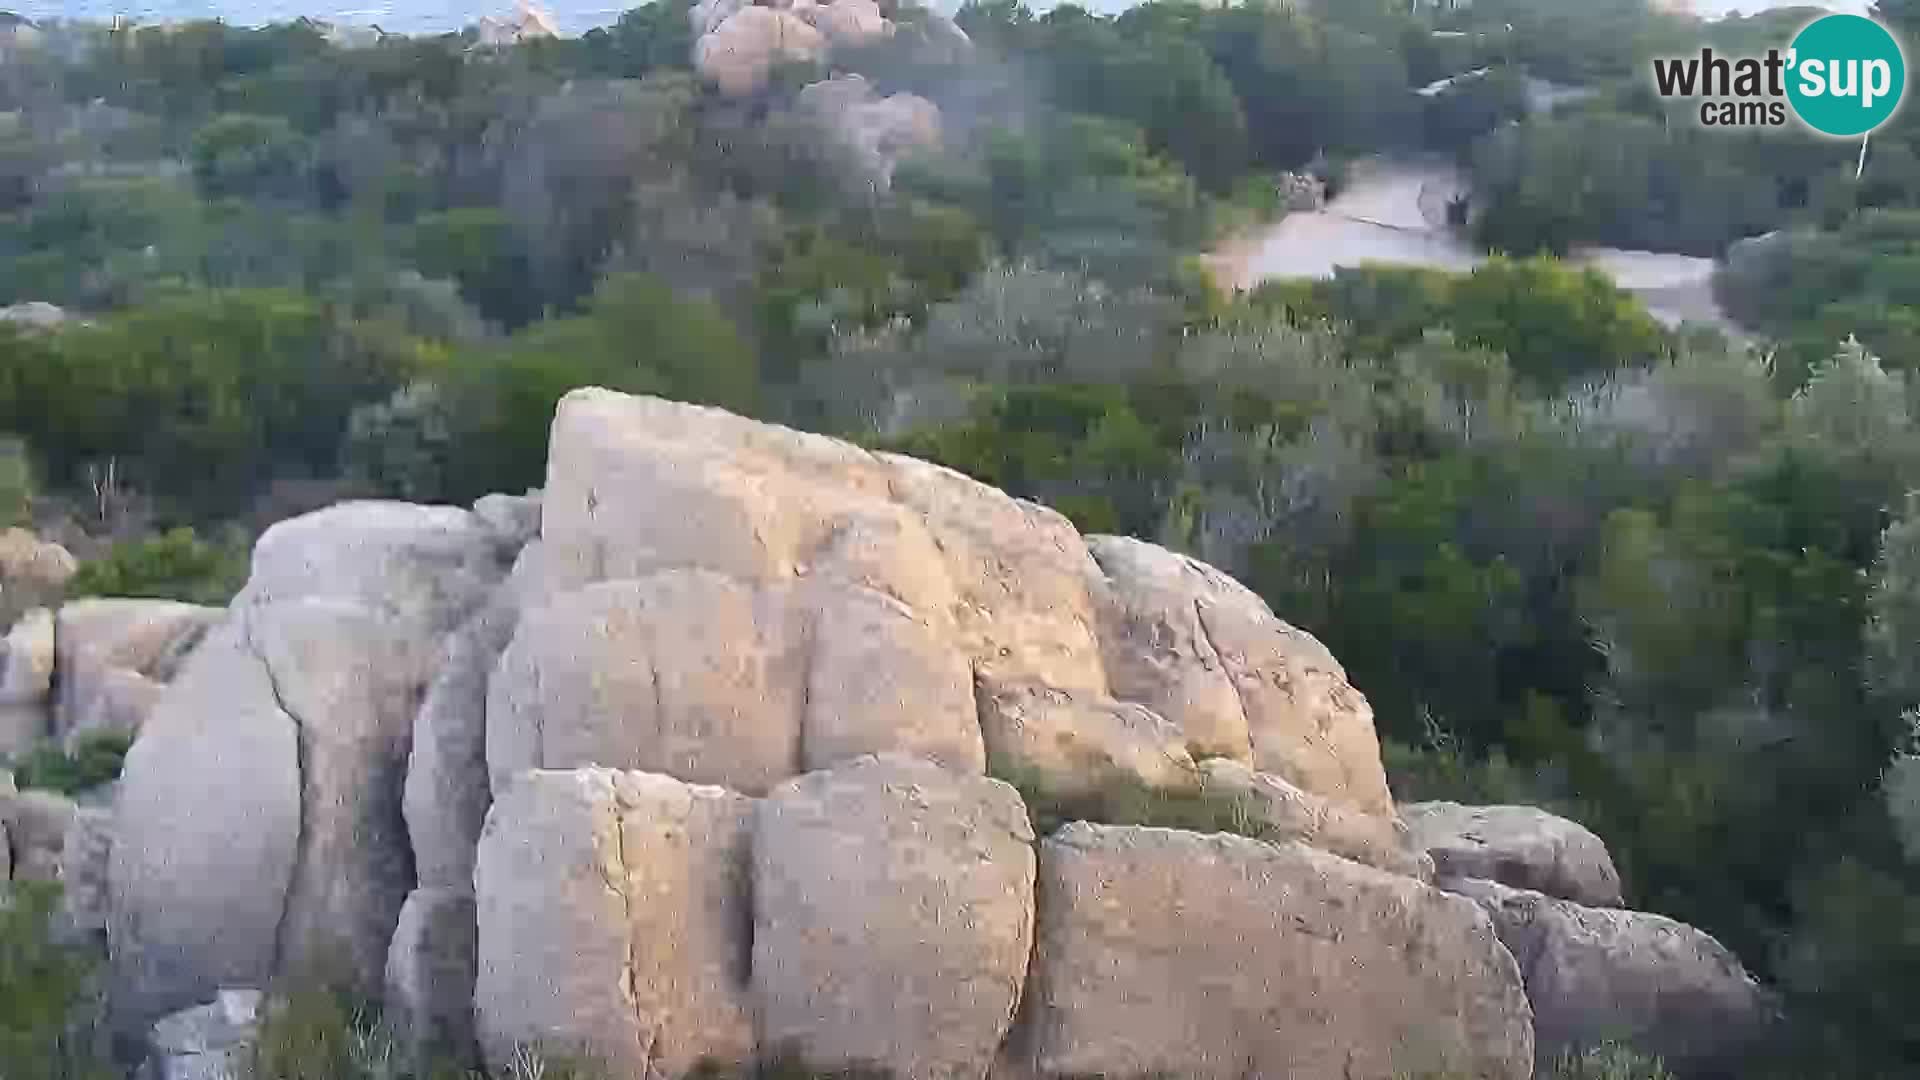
[407,208,537,329]
[879,383,1181,537]
[190,113,313,202]
[0,882,113,1080]
[0,290,437,513]
[994,761,1265,840]
[686,1052,893,1080]
[66,527,247,606]
[12,732,135,795]
[1715,212,1920,381]
[1443,257,1665,383]
[436,273,758,501]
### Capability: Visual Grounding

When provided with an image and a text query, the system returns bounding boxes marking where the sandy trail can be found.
[1211,158,1739,335]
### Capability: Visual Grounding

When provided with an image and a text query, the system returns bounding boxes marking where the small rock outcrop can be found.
[54,598,221,747]
[690,0,969,98]
[796,75,942,192]
[1087,534,1395,815]
[1404,800,1624,907]
[0,606,53,754]
[1443,876,1773,1075]
[0,527,76,646]
[693,6,827,98]
[1019,824,1534,1080]
[0,597,217,757]
[143,989,263,1080]
[0,300,71,331]
[2,784,75,884]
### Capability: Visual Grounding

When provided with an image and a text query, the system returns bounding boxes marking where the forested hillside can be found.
[0,0,1917,1077]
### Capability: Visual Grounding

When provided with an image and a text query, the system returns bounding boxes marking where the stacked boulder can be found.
[690,0,969,98]
[109,501,525,1038]
[0,769,113,939]
[1404,801,1775,1074]
[100,388,1772,1078]
[795,75,942,193]
[0,592,219,757]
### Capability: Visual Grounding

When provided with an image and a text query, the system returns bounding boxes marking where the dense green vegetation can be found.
[0,0,1915,1077]
[11,731,134,796]
[0,883,112,1080]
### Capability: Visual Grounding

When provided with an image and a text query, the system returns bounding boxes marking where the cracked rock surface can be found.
[109,503,509,1034]
[108,391,1548,1079]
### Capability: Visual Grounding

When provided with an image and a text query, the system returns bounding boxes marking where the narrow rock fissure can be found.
[609,788,654,1075]
[1192,598,1253,748]
[794,605,817,776]
[244,614,308,980]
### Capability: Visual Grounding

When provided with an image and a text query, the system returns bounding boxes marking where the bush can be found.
[11,731,134,795]
[1544,1043,1674,1080]
[0,882,113,1080]
[242,978,384,1080]
[994,761,1267,840]
[436,273,758,501]
[66,527,247,606]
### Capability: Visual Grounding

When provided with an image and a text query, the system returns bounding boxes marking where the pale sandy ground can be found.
[1211,158,1742,337]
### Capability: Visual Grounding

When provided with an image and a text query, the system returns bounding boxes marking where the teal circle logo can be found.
[1787,15,1906,137]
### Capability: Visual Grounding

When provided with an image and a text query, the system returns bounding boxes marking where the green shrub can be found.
[1544,1043,1675,1080]
[242,978,379,1080]
[11,731,134,795]
[66,527,247,606]
[994,761,1266,840]
[686,1052,891,1080]
[0,882,113,1080]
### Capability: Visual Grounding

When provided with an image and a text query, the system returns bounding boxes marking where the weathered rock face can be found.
[796,75,942,192]
[404,599,521,893]
[489,572,809,796]
[2,785,76,884]
[801,580,982,772]
[475,768,757,1078]
[1443,876,1773,1076]
[385,887,480,1069]
[1404,801,1624,907]
[103,389,1556,1075]
[795,0,890,50]
[754,755,1035,1079]
[1197,758,1429,879]
[0,606,53,753]
[144,989,262,1080]
[1086,535,1395,815]
[54,598,221,746]
[692,7,827,98]
[1019,824,1534,1080]
[111,503,509,1033]
[0,527,76,621]
[61,803,114,934]
[978,678,1196,795]
[109,619,299,1034]
[689,0,967,98]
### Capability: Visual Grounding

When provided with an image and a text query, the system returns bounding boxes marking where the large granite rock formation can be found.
[96,388,1780,1079]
